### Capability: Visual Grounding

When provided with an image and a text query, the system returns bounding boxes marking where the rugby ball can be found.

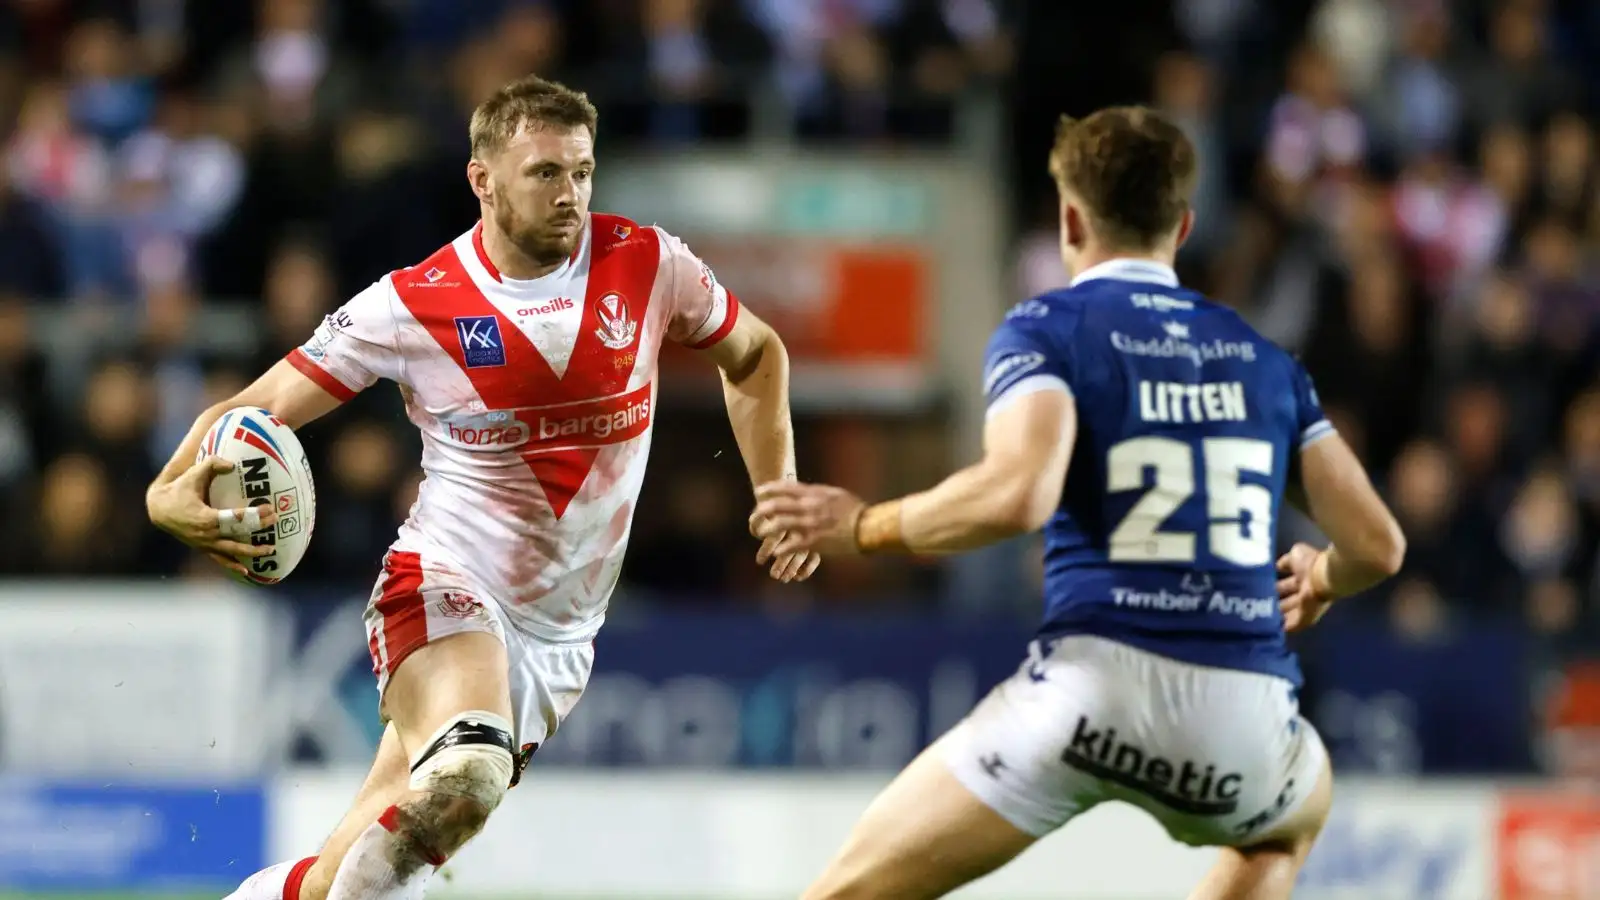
[197,407,317,584]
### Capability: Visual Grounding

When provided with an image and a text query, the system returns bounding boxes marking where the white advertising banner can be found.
[0,583,283,777]
[271,773,1497,899]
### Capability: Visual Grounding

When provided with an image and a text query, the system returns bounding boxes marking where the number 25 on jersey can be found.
[1107,437,1274,567]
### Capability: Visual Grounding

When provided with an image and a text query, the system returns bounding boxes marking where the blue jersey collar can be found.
[1070,258,1179,288]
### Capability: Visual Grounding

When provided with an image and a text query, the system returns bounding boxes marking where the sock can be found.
[225,856,317,900]
[325,805,443,900]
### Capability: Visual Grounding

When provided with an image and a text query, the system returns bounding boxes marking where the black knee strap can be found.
[410,718,515,774]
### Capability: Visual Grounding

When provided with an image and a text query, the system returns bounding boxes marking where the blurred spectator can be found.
[303,420,404,582]
[1301,248,1427,470]
[116,88,246,259]
[1154,51,1229,266]
[1461,1,1584,134]
[1500,465,1585,586]
[256,240,336,368]
[1262,42,1366,215]
[33,453,126,575]
[62,17,152,146]
[1366,0,1460,162]
[4,80,100,297]
[625,467,742,597]
[1535,111,1595,228]
[1311,0,1391,102]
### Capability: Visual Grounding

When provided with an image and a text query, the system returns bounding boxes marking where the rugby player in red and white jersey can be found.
[146,75,819,900]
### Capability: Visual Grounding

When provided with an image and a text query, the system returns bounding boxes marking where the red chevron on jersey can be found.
[393,216,660,518]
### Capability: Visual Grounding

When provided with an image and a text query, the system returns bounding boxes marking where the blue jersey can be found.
[982,260,1332,685]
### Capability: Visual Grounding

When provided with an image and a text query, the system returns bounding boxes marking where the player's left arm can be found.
[753,388,1075,556]
[699,310,819,581]
[661,227,815,581]
[752,309,1076,556]
[696,305,796,488]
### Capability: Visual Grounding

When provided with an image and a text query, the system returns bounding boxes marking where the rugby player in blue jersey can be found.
[752,107,1405,900]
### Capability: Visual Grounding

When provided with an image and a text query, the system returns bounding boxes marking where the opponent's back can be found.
[984,260,1330,684]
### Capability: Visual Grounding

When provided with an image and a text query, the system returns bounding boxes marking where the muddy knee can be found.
[405,711,515,852]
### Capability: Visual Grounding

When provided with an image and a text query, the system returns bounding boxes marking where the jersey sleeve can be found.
[285,277,402,402]
[1290,358,1336,449]
[982,302,1074,418]
[656,227,741,349]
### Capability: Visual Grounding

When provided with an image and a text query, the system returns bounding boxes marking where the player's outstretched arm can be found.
[695,308,818,582]
[1277,433,1406,630]
[145,360,346,576]
[752,388,1076,556]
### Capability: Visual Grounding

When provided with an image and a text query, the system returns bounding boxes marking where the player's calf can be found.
[326,711,516,899]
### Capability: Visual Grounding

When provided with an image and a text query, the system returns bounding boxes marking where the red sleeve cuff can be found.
[687,292,741,350]
[287,348,359,402]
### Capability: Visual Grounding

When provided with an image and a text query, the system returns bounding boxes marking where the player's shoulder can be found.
[387,228,475,290]
[998,287,1087,332]
[590,211,662,256]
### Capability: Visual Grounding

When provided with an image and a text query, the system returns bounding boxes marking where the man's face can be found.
[476,123,594,267]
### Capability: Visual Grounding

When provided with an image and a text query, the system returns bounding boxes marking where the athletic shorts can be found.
[943,635,1327,847]
[362,549,595,783]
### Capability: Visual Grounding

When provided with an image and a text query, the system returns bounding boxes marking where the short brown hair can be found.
[469,75,599,159]
[1048,107,1197,250]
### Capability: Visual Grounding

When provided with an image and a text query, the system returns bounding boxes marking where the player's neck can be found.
[1068,245,1176,282]
[479,220,564,281]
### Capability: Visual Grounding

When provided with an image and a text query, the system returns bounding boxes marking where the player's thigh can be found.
[364,552,515,752]
[804,735,1038,900]
[299,724,411,900]
[383,629,513,754]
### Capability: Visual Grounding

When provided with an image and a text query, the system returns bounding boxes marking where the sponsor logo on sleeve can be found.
[984,351,1046,397]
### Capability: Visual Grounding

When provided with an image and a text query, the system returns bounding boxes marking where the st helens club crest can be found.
[438,591,484,619]
[594,292,638,350]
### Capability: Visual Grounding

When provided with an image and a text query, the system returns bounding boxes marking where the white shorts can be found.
[944,635,1326,847]
[362,550,595,783]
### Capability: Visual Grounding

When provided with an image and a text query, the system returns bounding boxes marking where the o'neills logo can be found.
[526,383,653,450]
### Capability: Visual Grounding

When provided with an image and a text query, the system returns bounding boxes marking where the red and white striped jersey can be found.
[287,213,739,641]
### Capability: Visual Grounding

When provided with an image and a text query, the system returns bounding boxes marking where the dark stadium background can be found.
[0,0,1598,897]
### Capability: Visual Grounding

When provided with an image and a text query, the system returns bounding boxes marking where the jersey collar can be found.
[1070,258,1179,288]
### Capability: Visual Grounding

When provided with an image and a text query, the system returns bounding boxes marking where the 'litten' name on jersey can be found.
[1138,380,1246,423]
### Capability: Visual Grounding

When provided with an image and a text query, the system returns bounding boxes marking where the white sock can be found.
[225,857,317,900]
[325,807,440,900]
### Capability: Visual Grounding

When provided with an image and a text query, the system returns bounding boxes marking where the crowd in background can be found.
[4,0,1600,688]
[1018,0,1600,664]
[0,0,1011,585]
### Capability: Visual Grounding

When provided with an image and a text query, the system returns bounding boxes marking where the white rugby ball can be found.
[197,406,317,584]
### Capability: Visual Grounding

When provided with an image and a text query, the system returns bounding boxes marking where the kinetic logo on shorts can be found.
[1061,716,1244,816]
[523,383,653,450]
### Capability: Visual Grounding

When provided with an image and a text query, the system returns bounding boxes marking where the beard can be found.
[492,197,583,267]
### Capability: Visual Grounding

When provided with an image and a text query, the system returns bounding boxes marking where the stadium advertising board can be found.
[0,779,265,891]
[1495,790,1600,899]
[598,153,1003,413]
[1295,783,1493,900]
[1301,616,1535,775]
[277,598,1034,770]
[656,236,931,410]
[271,776,1515,899]
[0,585,282,777]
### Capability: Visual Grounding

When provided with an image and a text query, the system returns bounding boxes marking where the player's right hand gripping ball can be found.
[199,407,318,584]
